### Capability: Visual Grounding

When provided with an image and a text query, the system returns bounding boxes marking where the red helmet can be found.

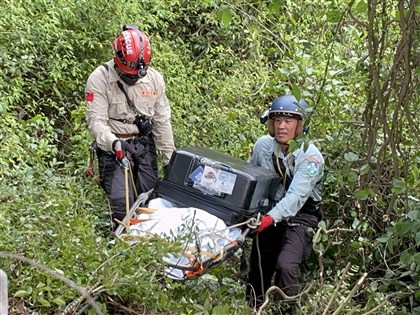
[113,28,152,76]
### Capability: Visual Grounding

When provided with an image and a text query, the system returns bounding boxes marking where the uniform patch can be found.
[141,90,157,97]
[305,156,321,164]
[85,92,94,102]
[306,161,319,176]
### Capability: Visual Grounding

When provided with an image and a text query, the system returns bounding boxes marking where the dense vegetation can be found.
[0,0,419,314]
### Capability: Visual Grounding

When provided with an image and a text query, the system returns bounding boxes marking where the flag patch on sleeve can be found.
[85,91,94,102]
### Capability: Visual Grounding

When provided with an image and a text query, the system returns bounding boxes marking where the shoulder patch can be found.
[306,161,319,176]
[305,156,321,164]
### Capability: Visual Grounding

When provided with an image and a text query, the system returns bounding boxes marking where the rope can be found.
[127,161,138,198]
[124,166,130,230]
[121,157,138,231]
[220,216,260,231]
[60,281,102,315]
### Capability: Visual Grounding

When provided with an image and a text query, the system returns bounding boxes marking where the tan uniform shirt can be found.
[85,60,175,164]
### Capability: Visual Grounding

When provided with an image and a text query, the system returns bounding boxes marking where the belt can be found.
[114,133,138,139]
[287,222,303,227]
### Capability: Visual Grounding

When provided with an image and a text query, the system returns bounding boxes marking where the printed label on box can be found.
[199,166,237,195]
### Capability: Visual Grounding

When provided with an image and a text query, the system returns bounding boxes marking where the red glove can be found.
[257,215,274,233]
[112,140,135,161]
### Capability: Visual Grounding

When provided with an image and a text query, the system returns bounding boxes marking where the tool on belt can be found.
[85,141,99,185]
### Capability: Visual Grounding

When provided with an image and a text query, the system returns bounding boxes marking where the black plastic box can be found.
[156,147,280,226]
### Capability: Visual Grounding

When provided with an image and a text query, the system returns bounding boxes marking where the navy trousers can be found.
[246,213,318,307]
[97,136,158,224]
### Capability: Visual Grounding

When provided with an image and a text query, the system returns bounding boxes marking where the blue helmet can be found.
[262,95,312,137]
[268,95,309,120]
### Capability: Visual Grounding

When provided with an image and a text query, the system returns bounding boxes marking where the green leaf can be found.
[38,298,51,307]
[288,139,298,152]
[407,209,420,220]
[318,220,327,230]
[14,290,29,297]
[316,242,325,253]
[415,290,420,302]
[26,114,43,124]
[52,297,66,306]
[352,217,360,229]
[347,171,358,184]
[354,0,368,14]
[313,231,322,244]
[218,8,233,27]
[376,236,390,243]
[350,241,362,249]
[359,163,370,175]
[395,219,412,236]
[326,9,341,23]
[355,188,373,200]
[213,304,230,314]
[387,237,397,254]
[412,253,420,264]
[292,84,302,100]
[391,179,406,194]
[399,251,411,265]
[344,152,359,162]
[269,0,281,13]
[395,10,400,21]
[193,303,205,311]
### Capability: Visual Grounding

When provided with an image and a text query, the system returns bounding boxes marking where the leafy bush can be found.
[1,0,419,314]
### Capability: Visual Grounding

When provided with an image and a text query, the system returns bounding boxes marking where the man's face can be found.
[273,116,299,144]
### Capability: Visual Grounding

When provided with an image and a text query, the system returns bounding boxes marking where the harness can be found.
[101,64,152,133]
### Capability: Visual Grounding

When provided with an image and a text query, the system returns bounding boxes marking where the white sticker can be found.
[200,166,237,195]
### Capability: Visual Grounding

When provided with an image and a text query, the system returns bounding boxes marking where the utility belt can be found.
[92,112,155,160]
[95,135,154,158]
[86,129,156,178]
[113,133,139,139]
[109,114,153,138]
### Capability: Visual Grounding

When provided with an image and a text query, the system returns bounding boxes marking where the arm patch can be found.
[306,161,319,176]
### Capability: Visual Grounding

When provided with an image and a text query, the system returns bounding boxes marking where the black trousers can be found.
[246,213,318,307]
[97,136,158,223]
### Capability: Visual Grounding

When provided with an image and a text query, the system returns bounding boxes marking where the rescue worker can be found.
[246,95,324,309]
[85,25,175,225]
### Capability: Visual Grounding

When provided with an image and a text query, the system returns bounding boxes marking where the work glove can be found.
[112,140,135,161]
[257,215,274,233]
